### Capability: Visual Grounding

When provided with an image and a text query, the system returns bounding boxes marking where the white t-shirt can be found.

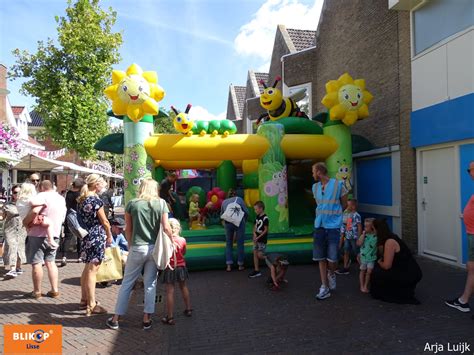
[16,198,32,220]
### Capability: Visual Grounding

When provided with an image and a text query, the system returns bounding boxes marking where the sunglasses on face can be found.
[468,169,473,173]
[32,179,40,182]
[12,191,19,195]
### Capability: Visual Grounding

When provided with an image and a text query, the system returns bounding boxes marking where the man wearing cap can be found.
[110,216,128,260]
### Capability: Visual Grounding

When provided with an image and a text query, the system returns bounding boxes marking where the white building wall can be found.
[412,27,473,111]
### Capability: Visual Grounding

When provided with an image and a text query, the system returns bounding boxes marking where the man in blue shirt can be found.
[312,162,348,300]
[110,217,128,260]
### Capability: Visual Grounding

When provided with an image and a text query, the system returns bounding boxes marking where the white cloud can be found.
[234,0,323,61]
[257,61,271,73]
[120,12,232,47]
[188,106,226,121]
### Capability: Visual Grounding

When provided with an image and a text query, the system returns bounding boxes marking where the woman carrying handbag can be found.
[107,178,173,330]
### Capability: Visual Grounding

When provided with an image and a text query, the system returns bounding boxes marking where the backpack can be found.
[221,198,245,227]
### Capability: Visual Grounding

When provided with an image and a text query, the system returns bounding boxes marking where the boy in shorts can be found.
[248,201,269,278]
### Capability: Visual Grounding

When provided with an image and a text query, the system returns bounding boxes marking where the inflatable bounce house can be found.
[96,64,373,270]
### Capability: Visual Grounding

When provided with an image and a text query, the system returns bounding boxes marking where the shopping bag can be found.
[153,223,174,270]
[221,197,245,227]
[96,247,123,283]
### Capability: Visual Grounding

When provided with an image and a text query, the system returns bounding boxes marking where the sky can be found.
[0,0,323,122]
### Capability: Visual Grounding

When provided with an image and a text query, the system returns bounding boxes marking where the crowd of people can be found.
[0,161,473,330]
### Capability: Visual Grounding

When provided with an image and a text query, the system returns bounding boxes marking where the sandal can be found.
[183,309,193,317]
[86,303,107,316]
[161,315,175,325]
[80,300,99,310]
[25,291,42,299]
[46,290,60,298]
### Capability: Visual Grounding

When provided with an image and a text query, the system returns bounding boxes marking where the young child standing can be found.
[357,218,377,293]
[336,199,362,275]
[188,194,203,227]
[16,182,58,249]
[248,201,269,278]
[160,218,192,325]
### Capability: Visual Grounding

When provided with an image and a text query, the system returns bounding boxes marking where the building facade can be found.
[391,0,473,266]
[281,0,413,247]
[226,25,316,134]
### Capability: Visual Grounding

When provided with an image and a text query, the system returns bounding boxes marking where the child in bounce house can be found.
[160,218,192,325]
[188,194,203,227]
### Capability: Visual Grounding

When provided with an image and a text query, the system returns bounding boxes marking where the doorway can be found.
[419,146,460,263]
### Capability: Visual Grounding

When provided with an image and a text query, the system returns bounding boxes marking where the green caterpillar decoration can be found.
[171,104,238,137]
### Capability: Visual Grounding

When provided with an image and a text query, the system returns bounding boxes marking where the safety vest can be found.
[312,178,343,229]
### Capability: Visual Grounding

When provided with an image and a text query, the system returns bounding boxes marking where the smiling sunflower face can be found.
[321,73,374,126]
[104,63,165,122]
[338,84,363,111]
[117,75,151,105]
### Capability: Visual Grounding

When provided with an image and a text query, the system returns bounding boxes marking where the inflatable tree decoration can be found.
[319,73,373,192]
[97,64,165,204]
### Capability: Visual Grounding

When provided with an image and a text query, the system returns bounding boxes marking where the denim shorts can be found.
[344,238,359,255]
[313,228,340,263]
[360,261,375,270]
[468,234,474,262]
[253,242,267,252]
[26,236,59,264]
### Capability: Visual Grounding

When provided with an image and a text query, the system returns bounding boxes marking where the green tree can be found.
[154,108,175,134]
[98,124,124,174]
[9,0,122,158]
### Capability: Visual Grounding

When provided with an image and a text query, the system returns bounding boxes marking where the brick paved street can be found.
[1,256,473,354]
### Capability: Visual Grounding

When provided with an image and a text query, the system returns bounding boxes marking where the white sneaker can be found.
[328,272,336,290]
[316,285,331,300]
[5,270,17,278]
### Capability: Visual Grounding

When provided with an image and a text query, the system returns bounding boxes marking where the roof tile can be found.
[286,28,316,51]
[254,72,269,94]
[233,86,246,117]
[28,110,44,127]
[11,106,25,116]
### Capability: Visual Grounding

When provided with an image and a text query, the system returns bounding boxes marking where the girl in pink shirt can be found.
[160,218,192,325]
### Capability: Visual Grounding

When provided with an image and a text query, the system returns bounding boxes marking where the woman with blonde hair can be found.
[107,178,173,330]
[77,174,112,315]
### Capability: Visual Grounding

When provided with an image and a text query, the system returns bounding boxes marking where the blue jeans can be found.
[114,245,158,315]
[343,238,359,256]
[313,228,340,263]
[224,221,246,266]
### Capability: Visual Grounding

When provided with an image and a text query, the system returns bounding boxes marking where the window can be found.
[284,83,312,118]
[413,0,473,55]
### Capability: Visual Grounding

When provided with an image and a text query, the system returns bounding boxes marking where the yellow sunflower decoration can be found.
[104,63,165,122]
[321,73,374,126]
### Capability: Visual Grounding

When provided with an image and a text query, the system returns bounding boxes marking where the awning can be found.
[14,154,123,179]
[0,152,20,163]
